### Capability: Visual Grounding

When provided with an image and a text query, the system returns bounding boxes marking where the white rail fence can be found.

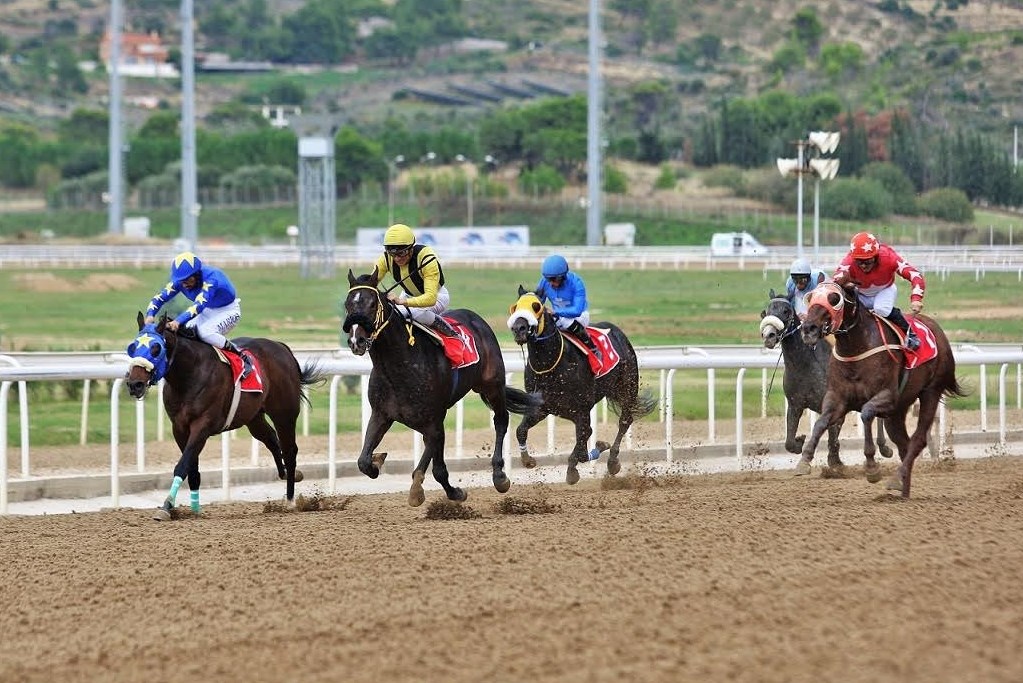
[2,347,1023,514]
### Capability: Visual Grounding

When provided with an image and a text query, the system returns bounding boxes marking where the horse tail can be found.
[607,387,658,419]
[499,386,544,416]
[944,375,969,401]
[298,360,329,407]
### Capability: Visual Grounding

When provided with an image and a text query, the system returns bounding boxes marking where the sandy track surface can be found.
[2,455,1022,683]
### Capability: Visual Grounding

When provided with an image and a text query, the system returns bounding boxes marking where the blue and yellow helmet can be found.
[170,252,202,285]
[541,254,569,278]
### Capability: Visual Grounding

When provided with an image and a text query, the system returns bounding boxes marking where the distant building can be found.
[100,29,179,78]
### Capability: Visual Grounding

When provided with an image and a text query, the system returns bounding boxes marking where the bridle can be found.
[525,313,565,375]
[343,285,395,347]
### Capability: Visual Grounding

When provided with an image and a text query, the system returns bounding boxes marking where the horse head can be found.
[342,268,389,356]
[507,284,550,345]
[125,311,172,399]
[800,282,855,346]
[759,288,797,350]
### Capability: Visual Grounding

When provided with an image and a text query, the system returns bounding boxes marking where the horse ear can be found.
[347,269,357,286]
[369,267,380,287]
[518,284,528,296]
[156,316,168,333]
[136,311,145,330]
[760,308,767,319]
[768,288,777,299]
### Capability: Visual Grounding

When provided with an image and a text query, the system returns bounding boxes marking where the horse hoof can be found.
[449,488,468,502]
[494,473,511,494]
[408,486,425,507]
[879,445,894,459]
[595,440,611,453]
[294,469,304,483]
[794,460,812,476]
[520,454,537,469]
[152,501,172,521]
[865,466,883,484]
[885,476,903,492]
[566,468,580,485]
[607,457,621,476]
[371,452,388,470]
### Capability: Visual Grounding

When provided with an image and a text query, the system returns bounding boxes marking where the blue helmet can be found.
[541,254,569,278]
[170,251,202,284]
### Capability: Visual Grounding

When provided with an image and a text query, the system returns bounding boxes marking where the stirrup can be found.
[904,332,920,351]
[431,317,458,338]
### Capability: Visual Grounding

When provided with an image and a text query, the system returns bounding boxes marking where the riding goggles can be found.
[386,245,413,256]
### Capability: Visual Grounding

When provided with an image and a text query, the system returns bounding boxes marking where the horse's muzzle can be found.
[126,378,149,399]
[348,333,371,356]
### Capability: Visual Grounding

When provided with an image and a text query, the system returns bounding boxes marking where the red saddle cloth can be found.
[903,318,938,370]
[434,318,481,369]
[217,348,264,391]
[562,327,621,378]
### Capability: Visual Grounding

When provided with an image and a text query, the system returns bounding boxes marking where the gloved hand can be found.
[144,315,156,325]
[167,320,180,331]
[388,292,407,306]
[910,300,923,314]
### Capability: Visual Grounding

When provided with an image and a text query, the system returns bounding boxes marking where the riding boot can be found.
[568,321,602,362]
[223,340,253,379]
[887,308,920,351]
[430,316,459,338]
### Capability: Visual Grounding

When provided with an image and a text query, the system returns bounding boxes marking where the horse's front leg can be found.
[154,423,211,521]
[356,412,394,479]
[515,409,547,469]
[565,415,594,486]
[860,415,882,483]
[796,403,843,476]
[784,403,806,454]
[825,423,843,469]
[419,424,465,506]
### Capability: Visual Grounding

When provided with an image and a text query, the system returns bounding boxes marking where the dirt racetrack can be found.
[2,454,1023,683]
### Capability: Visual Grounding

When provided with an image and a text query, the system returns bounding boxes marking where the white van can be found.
[710,231,769,257]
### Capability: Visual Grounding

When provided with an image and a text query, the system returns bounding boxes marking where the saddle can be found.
[411,317,480,368]
[560,327,621,378]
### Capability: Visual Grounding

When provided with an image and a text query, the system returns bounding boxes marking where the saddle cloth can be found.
[214,347,264,391]
[561,327,621,378]
[903,318,938,370]
[420,317,481,369]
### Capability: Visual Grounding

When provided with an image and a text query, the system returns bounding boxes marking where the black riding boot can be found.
[887,308,920,351]
[568,321,602,361]
[430,316,459,338]
[223,340,253,378]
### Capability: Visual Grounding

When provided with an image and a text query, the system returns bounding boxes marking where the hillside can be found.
[3,1,1023,144]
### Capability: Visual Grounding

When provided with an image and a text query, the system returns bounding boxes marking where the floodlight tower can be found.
[776,131,840,261]
[295,116,339,279]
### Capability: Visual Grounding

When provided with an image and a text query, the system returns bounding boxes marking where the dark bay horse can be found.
[760,290,892,468]
[342,269,541,506]
[798,282,966,497]
[125,312,325,519]
[507,286,657,485]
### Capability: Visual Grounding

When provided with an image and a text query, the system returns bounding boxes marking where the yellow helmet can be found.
[383,223,415,247]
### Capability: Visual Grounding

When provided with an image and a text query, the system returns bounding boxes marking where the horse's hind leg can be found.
[604,407,635,477]
[415,425,465,506]
[515,409,548,469]
[252,410,302,503]
[479,384,511,494]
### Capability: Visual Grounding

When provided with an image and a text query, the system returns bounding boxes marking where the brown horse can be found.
[125,312,325,519]
[798,282,966,497]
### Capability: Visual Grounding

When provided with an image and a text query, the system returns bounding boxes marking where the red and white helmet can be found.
[849,231,879,260]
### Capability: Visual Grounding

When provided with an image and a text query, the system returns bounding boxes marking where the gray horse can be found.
[760,290,892,467]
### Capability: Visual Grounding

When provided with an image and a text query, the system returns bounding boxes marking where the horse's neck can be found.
[368,314,431,374]
[835,307,891,353]
[164,335,207,386]
[530,316,566,361]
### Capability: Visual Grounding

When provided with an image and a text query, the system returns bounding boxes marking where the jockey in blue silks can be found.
[535,254,602,362]
[144,251,252,376]
[784,257,826,320]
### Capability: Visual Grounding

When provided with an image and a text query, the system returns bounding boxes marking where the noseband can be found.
[342,285,394,345]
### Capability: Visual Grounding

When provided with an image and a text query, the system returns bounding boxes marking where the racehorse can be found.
[341,269,541,506]
[125,312,325,519]
[760,290,892,468]
[507,285,657,484]
[798,282,966,497]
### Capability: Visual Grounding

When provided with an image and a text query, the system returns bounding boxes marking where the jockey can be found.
[144,251,253,376]
[784,257,826,319]
[834,231,924,351]
[535,254,602,362]
[374,223,458,337]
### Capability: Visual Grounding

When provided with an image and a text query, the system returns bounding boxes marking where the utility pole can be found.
[585,0,603,246]
[106,0,123,236]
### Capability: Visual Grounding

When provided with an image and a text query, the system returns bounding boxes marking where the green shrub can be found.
[820,177,892,220]
[861,161,917,215]
[518,164,565,197]
[702,165,746,194]
[917,187,974,222]
[603,165,628,194]
[654,164,677,190]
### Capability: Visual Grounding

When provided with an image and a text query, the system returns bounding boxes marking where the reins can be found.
[526,313,566,374]
[346,284,394,343]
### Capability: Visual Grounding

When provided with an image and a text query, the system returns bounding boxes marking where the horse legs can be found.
[887,396,938,497]
[484,389,512,494]
[565,416,594,486]
[356,412,395,479]
[784,403,807,454]
[154,422,211,521]
[515,409,548,469]
[825,423,843,469]
[413,424,465,506]
[859,416,883,483]
[796,407,843,475]
[251,410,302,504]
[876,418,894,458]
[604,410,634,477]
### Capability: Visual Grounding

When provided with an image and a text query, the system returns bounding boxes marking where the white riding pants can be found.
[184,298,241,348]
[395,286,450,325]
[555,310,591,330]
[856,284,897,317]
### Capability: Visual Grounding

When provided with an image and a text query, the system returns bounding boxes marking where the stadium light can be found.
[777,131,840,261]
